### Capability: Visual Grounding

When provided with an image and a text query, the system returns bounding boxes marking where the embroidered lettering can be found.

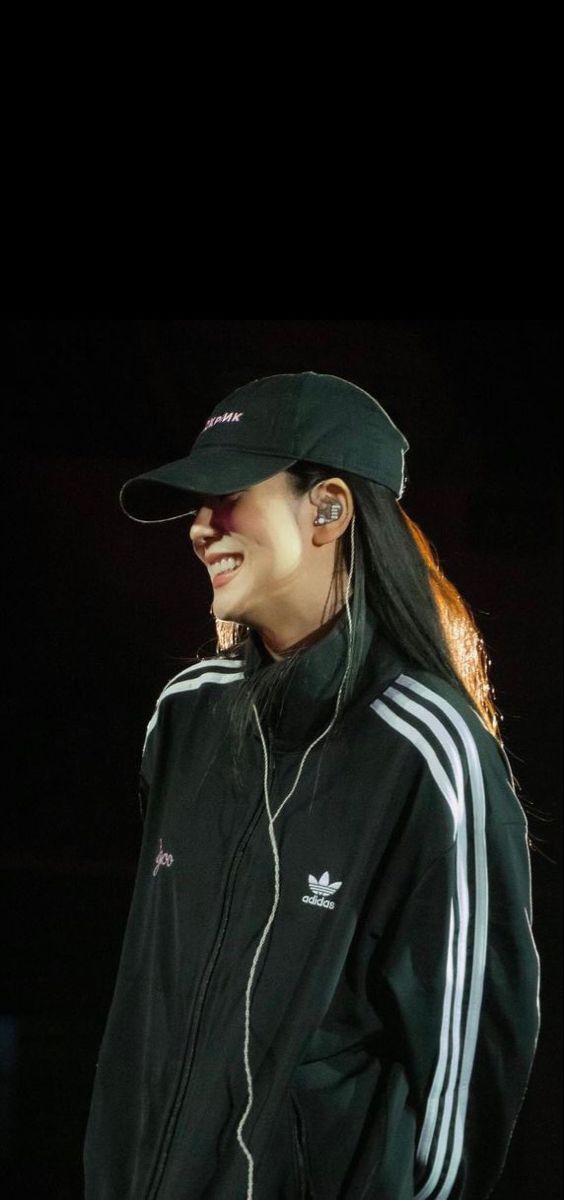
[202,411,243,433]
[153,838,174,877]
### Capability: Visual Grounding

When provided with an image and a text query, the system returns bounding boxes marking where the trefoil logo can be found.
[302,871,342,911]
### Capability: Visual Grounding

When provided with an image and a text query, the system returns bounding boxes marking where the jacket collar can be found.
[244,604,407,750]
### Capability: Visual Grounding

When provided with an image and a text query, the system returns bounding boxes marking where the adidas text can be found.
[302,894,336,910]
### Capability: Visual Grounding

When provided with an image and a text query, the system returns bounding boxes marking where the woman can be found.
[84,372,540,1200]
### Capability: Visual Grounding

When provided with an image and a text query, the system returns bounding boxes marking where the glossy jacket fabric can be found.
[84,609,540,1199]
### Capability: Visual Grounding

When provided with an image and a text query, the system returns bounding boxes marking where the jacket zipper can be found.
[146,759,275,1199]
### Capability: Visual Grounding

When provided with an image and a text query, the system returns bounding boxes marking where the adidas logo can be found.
[302,871,342,911]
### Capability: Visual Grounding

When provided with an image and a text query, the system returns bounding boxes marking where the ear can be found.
[309,478,354,546]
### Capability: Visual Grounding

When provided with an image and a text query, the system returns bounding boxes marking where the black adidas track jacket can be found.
[84,609,539,1199]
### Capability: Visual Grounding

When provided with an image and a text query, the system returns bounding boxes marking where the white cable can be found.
[236,515,356,1199]
[235,705,279,1200]
[119,499,198,525]
[272,516,355,824]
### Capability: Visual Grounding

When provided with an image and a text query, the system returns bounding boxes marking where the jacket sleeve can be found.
[136,689,162,822]
[367,731,540,1200]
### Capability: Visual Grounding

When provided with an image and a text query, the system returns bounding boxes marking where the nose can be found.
[189,505,216,552]
[190,493,238,552]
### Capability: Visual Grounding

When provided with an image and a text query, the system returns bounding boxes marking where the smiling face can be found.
[189,470,353,653]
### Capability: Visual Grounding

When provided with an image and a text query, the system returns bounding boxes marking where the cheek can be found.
[224,499,305,575]
[217,509,239,534]
[264,519,304,577]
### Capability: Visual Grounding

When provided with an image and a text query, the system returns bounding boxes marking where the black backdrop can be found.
[2,319,562,1198]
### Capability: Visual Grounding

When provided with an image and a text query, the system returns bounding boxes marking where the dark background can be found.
[2,319,562,1198]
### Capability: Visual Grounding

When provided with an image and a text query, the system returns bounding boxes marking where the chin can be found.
[212,596,247,625]
[212,578,260,628]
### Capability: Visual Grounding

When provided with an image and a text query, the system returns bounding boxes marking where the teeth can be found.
[209,555,243,579]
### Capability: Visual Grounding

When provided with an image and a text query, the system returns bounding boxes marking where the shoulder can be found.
[154,654,245,706]
[371,667,492,750]
[143,654,245,753]
[369,667,523,829]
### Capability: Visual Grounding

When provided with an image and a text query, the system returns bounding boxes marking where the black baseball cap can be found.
[119,372,409,522]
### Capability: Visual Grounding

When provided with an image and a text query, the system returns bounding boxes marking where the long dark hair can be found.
[214,462,502,762]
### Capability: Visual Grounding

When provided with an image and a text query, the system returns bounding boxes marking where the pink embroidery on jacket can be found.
[153,839,174,877]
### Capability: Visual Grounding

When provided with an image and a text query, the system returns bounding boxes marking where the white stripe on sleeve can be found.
[372,675,488,1200]
[143,663,244,754]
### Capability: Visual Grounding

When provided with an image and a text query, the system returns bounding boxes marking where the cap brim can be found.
[119,445,299,522]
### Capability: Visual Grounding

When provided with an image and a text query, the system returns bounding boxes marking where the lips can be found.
[207,554,244,588]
